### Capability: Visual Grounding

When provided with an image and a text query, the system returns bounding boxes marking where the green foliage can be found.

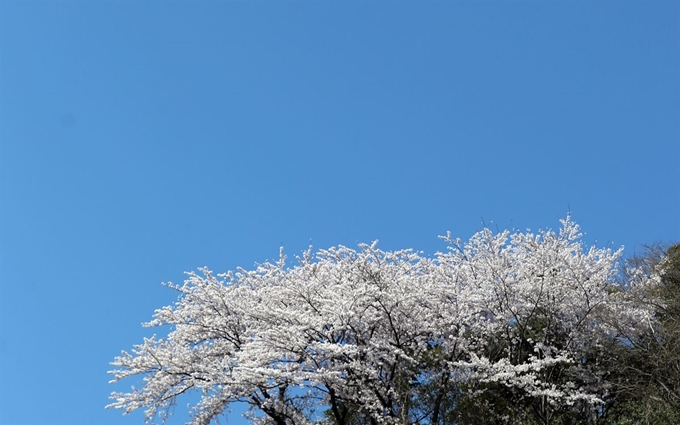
[600,243,680,425]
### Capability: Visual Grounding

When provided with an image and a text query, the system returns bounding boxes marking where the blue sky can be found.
[0,1,678,424]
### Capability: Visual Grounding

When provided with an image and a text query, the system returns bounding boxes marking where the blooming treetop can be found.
[108,217,654,425]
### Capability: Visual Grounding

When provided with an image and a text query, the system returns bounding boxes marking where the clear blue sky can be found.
[0,1,678,424]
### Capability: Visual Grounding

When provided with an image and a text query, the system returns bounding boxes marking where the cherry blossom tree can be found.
[108,217,656,425]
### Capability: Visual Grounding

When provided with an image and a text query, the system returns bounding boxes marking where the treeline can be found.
[108,218,679,425]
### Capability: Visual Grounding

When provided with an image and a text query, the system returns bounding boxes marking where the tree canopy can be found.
[108,218,677,425]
